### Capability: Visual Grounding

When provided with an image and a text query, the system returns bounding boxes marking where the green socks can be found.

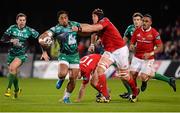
[153,72,170,83]
[7,73,15,89]
[121,72,170,94]
[122,80,132,94]
[14,76,19,92]
[7,73,19,91]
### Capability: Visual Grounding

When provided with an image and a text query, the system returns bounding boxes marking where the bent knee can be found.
[58,71,68,78]
[96,66,106,75]
[8,66,17,73]
[140,73,150,81]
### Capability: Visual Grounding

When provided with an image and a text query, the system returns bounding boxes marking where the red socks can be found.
[96,74,109,97]
[128,77,139,96]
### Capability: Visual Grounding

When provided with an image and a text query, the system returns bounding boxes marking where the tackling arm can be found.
[81,23,103,33]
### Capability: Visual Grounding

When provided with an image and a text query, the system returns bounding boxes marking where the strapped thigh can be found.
[98,51,114,70]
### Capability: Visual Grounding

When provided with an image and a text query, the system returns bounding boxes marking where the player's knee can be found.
[58,71,67,78]
[130,71,138,80]
[90,75,98,87]
[90,80,97,87]
[140,74,149,82]
[96,64,107,75]
[8,65,17,74]
[119,69,129,77]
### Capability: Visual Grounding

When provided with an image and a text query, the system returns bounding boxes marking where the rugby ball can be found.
[39,36,53,46]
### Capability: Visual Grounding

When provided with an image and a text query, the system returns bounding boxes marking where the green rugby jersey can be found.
[49,21,80,55]
[2,25,39,56]
[123,24,135,44]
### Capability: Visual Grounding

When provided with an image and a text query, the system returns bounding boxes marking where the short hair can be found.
[132,12,143,18]
[144,14,152,20]
[92,8,104,20]
[57,10,69,18]
[16,13,27,20]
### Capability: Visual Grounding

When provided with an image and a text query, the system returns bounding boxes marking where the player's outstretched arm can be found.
[72,23,103,33]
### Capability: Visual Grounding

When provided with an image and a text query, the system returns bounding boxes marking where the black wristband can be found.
[78,26,82,32]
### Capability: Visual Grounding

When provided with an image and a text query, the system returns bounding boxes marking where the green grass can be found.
[0,77,180,112]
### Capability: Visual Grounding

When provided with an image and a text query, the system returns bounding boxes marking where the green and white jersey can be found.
[123,24,135,44]
[49,21,80,55]
[3,24,39,56]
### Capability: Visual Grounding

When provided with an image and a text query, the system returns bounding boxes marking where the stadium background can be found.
[0,0,179,78]
[0,0,178,33]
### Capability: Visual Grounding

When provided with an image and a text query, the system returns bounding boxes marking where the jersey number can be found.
[80,56,93,66]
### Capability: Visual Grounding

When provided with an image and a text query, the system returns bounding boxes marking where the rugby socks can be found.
[14,76,19,92]
[122,79,132,94]
[96,74,109,98]
[128,77,138,96]
[7,73,15,89]
[63,91,71,99]
[153,72,170,83]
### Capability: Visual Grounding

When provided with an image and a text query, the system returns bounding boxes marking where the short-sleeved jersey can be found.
[97,17,125,52]
[123,24,135,44]
[49,21,80,55]
[2,25,39,56]
[130,27,162,59]
[80,54,101,84]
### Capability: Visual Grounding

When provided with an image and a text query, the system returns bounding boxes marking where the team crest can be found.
[147,34,153,38]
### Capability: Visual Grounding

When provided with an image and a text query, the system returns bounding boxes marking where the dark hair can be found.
[92,8,104,21]
[132,12,143,18]
[144,14,152,20]
[16,13,27,20]
[57,10,69,19]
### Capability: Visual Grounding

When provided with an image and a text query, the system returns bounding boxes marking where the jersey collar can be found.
[141,26,151,32]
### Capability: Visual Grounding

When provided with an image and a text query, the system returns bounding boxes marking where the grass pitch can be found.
[0,77,180,112]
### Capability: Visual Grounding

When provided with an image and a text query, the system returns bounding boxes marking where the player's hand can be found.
[40,51,50,61]
[88,44,95,53]
[143,52,151,60]
[71,26,79,32]
[38,31,53,46]
[129,44,135,52]
[10,39,20,46]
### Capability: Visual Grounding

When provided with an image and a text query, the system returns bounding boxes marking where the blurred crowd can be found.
[0,17,179,60]
[79,17,180,60]
[156,17,180,60]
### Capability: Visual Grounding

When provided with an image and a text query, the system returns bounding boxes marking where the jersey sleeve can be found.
[48,26,57,36]
[30,28,39,38]
[123,26,131,37]
[98,18,109,28]
[4,25,13,36]
[71,21,80,27]
[153,29,162,45]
